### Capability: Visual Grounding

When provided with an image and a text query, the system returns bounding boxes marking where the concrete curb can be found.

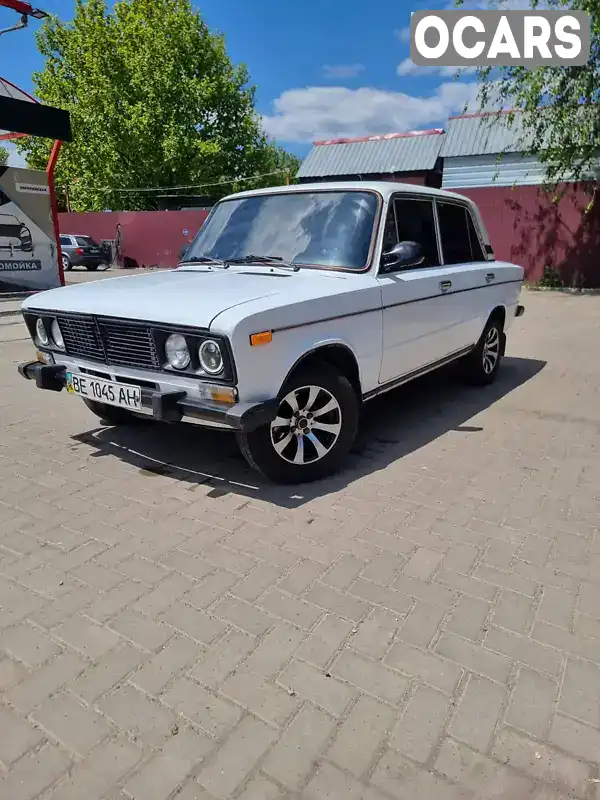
[524,285,600,295]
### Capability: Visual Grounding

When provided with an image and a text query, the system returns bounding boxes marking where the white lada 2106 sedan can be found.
[18,182,525,483]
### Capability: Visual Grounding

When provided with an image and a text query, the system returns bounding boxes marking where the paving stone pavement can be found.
[1,290,600,800]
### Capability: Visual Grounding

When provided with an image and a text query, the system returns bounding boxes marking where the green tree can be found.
[466,0,600,193]
[0,145,8,166]
[18,0,296,210]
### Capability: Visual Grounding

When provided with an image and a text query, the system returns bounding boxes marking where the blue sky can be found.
[0,0,515,165]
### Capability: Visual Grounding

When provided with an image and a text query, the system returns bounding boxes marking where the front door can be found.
[378,195,457,384]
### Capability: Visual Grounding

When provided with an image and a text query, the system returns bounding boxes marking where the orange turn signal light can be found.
[250,330,273,347]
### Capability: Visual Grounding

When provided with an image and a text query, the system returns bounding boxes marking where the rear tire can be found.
[83,398,139,425]
[463,316,503,386]
[237,364,359,484]
[62,254,72,272]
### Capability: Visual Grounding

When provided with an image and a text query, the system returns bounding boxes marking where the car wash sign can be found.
[0,166,60,291]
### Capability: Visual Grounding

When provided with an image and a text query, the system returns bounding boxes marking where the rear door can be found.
[378,194,458,384]
[434,200,494,351]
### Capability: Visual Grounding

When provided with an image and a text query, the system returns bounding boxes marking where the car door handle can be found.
[485,272,495,283]
[440,280,452,292]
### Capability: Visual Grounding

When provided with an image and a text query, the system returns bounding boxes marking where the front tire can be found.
[463,317,503,386]
[83,398,139,425]
[237,365,359,484]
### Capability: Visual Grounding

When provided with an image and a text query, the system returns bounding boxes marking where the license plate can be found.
[89,248,100,253]
[66,372,142,410]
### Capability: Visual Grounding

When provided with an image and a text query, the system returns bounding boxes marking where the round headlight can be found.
[51,319,65,350]
[35,317,49,346]
[165,333,190,369]
[198,339,224,375]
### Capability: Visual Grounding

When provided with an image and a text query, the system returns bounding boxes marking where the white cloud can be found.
[1,140,27,168]
[395,26,411,43]
[396,58,477,77]
[323,64,365,80]
[262,81,482,143]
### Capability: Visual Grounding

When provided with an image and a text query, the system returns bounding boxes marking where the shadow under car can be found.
[72,355,546,509]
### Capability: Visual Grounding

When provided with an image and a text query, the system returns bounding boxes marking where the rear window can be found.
[75,236,98,247]
[437,202,485,265]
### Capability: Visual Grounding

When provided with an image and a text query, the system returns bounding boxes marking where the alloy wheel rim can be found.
[483,326,500,374]
[270,385,343,465]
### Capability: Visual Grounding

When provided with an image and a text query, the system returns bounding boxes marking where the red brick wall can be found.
[455,184,600,286]
[58,209,209,269]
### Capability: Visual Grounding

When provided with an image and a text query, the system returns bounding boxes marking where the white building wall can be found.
[442,152,600,190]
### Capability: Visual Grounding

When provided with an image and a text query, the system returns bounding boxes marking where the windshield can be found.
[75,236,98,247]
[184,190,379,271]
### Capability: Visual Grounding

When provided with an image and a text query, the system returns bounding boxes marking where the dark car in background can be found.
[59,234,108,271]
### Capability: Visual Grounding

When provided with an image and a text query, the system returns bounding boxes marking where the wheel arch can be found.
[488,304,506,329]
[485,305,507,356]
[279,343,362,402]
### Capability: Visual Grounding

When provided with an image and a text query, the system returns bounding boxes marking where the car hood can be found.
[22,268,298,329]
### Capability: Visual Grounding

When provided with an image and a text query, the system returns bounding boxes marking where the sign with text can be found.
[410,10,590,68]
[0,259,42,271]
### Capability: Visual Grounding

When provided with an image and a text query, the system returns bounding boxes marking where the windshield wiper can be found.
[225,254,300,272]
[178,255,229,268]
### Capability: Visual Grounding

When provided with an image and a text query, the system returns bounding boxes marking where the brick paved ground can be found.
[1,290,600,800]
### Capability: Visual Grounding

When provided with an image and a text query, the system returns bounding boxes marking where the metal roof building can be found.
[440,111,534,158]
[440,111,584,189]
[297,129,445,187]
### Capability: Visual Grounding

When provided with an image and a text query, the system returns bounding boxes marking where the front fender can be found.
[278,338,361,396]
[230,311,383,404]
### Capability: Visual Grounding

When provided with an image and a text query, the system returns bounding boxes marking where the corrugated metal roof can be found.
[297,130,445,178]
[440,112,536,158]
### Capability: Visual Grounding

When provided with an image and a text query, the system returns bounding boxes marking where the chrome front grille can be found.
[58,316,104,362]
[56,315,161,370]
[97,320,160,369]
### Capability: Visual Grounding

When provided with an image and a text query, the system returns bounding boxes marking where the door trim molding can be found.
[363,344,474,401]
[273,279,522,334]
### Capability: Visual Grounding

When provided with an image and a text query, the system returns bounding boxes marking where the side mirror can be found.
[381,241,424,272]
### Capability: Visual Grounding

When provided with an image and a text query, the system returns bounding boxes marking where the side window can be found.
[59,236,71,246]
[381,204,398,254]
[437,202,486,265]
[466,211,486,262]
[393,198,440,268]
[437,203,472,264]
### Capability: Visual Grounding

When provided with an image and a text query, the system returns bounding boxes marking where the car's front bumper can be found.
[17,360,278,433]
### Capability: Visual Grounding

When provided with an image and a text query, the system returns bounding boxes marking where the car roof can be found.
[218,180,492,251]
[222,180,471,204]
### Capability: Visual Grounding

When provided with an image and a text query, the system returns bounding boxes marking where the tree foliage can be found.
[0,145,8,166]
[467,0,600,192]
[18,0,300,210]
